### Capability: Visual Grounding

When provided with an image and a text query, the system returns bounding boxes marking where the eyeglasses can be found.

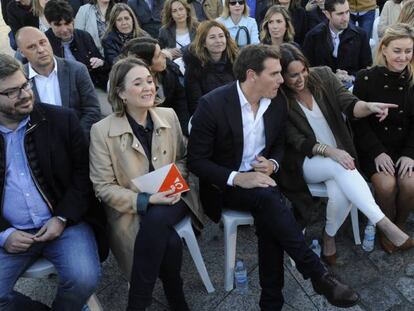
[0,80,33,99]
[229,0,245,5]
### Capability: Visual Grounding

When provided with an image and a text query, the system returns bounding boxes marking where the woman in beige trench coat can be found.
[89,57,204,311]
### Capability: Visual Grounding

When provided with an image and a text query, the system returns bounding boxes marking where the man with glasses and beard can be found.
[0,53,104,311]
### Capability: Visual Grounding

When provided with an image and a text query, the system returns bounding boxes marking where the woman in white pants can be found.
[278,43,414,265]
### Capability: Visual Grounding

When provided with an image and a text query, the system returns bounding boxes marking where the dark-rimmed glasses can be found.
[0,80,33,99]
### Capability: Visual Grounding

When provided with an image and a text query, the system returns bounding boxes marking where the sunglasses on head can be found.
[229,0,245,5]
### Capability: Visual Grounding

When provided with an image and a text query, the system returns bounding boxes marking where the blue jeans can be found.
[0,222,101,311]
[350,9,376,38]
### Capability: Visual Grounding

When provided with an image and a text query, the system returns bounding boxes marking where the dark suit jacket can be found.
[127,0,164,37]
[0,104,108,260]
[187,82,288,222]
[302,21,372,76]
[24,57,101,135]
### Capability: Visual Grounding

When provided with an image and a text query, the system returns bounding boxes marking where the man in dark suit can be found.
[0,53,105,311]
[15,26,101,135]
[302,0,372,85]
[127,0,164,38]
[188,45,359,310]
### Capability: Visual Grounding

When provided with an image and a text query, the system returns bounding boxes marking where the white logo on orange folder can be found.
[132,163,190,195]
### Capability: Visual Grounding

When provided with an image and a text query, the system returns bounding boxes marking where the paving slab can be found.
[395,277,414,305]
[357,280,402,311]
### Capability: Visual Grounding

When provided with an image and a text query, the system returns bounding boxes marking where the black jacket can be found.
[127,0,164,37]
[290,7,308,46]
[0,104,108,260]
[307,6,327,32]
[159,60,190,135]
[6,1,38,35]
[1,0,13,25]
[352,66,414,177]
[102,30,150,66]
[102,31,124,66]
[158,25,197,49]
[183,48,235,115]
[302,21,372,76]
[188,82,287,222]
[46,28,109,89]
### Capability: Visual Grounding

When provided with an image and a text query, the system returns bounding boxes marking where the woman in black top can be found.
[352,23,414,253]
[158,0,199,57]
[121,37,191,135]
[183,20,238,115]
[259,0,308,45]
[102,3,148,66]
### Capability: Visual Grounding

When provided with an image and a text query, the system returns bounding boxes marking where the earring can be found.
[122,98,127,104]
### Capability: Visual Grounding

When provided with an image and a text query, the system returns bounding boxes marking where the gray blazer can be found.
[24,57,101,135]
[75,4,103,55]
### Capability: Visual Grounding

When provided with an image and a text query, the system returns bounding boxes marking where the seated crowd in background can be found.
[2,0,414,309]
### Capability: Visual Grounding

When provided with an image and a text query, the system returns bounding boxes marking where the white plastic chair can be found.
[221,183,361,291]
[21,257,103,311]
[174,215,215,293]
[307,183,361,245]
[222,209,254,292]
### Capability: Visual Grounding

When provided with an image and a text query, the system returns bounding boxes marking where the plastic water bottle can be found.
[362,221,376,252]
[234,259,248,294]
[310,239,321,257]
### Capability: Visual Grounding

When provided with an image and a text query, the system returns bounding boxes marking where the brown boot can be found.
[379,233,397,254]
[396,238,414,252]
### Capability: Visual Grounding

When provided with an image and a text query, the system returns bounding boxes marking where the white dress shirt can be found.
[297,97,337,147]
[28,58,62,107]
[329,27,343,58]
[227,81,273,186]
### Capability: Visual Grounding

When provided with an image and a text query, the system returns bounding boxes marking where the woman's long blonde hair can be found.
[375,23,414,85]
[398,0,414,24]
[260,5,294,44]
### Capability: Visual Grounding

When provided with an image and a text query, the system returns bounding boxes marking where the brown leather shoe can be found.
[397,238,414,252]
[379,234,396,254]
[312,272,360,308]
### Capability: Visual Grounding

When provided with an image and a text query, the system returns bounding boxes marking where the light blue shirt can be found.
[0,117,51,247]
[216,15,260,47]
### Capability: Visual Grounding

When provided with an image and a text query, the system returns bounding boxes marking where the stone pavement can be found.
[13,208,414,311]
[3,7,414,311]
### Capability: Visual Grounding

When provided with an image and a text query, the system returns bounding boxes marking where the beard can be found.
[0,95,34,121]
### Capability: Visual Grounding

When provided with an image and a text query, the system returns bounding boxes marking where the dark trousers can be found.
[223,186,326,311]
[127,201,188,311]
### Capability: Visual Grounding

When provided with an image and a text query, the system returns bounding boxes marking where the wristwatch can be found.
[56,216,67,224]
[269,159,279,173]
